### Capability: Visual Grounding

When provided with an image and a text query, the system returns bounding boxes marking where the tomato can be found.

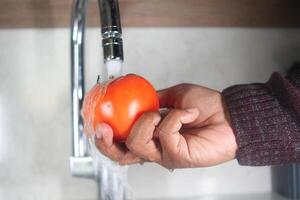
[82,74,159,141]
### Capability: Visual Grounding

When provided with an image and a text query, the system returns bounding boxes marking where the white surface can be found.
[139,192,289,200]
[0,28,300,199]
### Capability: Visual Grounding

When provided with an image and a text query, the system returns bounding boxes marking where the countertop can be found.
[140,193,289,200]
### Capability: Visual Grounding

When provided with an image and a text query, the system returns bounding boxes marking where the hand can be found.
[85,84,238,169]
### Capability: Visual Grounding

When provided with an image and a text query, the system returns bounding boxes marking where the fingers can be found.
[94,123,142,165]
[126,112,162,163]
[95,123,113,146]
[157,108,199,160]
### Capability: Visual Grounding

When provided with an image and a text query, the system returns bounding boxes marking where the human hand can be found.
[84,83,238,169]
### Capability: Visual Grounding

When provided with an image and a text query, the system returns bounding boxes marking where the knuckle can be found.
[168,109,182,116]
[140,112,160,123]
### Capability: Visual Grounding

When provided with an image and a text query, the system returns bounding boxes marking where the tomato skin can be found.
[84,74,159,141]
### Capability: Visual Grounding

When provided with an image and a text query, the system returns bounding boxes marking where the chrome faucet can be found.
[99,0,123,63]
[70,0,124,191]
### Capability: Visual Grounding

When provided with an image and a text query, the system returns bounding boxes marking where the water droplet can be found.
[139,159,145,165]
[168,168,174,173]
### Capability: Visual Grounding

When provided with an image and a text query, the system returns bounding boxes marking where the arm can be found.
[85,66,300,168]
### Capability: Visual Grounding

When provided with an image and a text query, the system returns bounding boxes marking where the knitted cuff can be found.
[222,81,300,166]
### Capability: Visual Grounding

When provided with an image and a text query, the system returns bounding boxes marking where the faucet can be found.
[70,0,124,194]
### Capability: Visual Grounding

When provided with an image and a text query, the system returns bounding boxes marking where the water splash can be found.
[89,137,133,200]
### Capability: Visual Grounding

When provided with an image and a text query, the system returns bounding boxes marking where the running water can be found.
[89,60,132,200]
[105,60,123,80]
[89,137,132,200]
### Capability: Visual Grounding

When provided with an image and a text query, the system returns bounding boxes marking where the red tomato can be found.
[82,74,159,141]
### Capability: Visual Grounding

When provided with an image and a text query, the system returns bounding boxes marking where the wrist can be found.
[221,94,238,160]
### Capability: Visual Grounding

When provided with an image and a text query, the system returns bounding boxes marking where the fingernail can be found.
[185,108,198,114]
[95,123,113,140]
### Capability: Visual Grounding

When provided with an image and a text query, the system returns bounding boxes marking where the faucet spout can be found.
[99,0,124,63]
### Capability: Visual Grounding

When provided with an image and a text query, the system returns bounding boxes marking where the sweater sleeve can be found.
[222,66,300,166]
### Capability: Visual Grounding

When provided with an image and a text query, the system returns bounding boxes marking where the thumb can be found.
[157,108,199,156]
[157,88,171,108]
[157,86,178,108]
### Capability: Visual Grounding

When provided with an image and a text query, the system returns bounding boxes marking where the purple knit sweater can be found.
[222,66,300,166]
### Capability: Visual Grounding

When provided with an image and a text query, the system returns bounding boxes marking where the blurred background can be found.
[0,0,300,200]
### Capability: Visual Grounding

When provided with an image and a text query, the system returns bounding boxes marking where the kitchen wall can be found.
[0,28,300,200]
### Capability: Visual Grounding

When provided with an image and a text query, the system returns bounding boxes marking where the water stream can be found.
[89,137,132,200]
[90,60,130,200]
